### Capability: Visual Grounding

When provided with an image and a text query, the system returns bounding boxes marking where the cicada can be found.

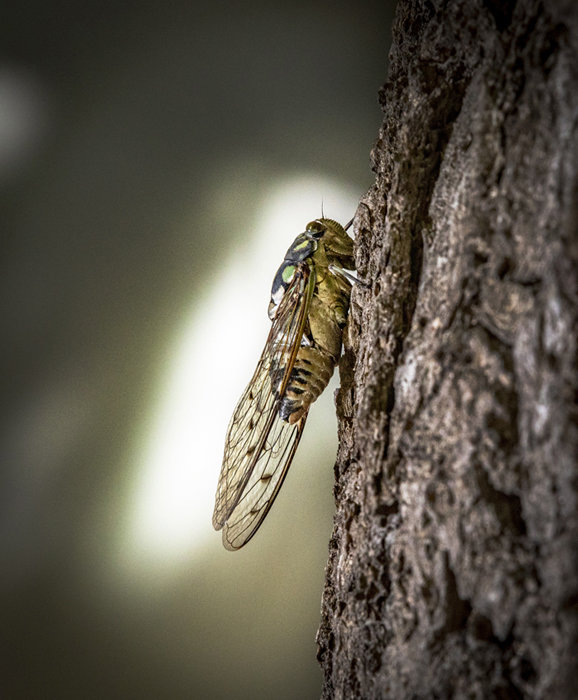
[212,218,355,550]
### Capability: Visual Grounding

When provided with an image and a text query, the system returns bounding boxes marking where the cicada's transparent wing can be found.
[212,262,315,550]
[218,410,307,551]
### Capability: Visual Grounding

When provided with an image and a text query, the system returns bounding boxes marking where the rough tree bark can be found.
[317,1,578,698]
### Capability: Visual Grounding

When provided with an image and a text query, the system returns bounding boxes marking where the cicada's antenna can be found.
[344,218,354,231]
[321,198,325,219]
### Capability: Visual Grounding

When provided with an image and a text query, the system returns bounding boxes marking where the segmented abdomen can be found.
[279,345,336,424]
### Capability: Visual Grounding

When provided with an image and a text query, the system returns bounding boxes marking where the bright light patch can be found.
[124,174,358,563]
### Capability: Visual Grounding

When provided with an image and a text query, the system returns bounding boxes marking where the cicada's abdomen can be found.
[279,345,335,424]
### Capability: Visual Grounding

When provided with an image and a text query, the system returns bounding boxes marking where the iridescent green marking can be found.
[282,265,296,283]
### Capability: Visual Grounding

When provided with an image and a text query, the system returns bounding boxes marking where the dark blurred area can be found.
[1,2,393,698]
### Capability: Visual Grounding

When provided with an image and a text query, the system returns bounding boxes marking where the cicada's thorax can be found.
[268,219,354,425]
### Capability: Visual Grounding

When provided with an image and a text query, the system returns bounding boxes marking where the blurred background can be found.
[1,2,393,698]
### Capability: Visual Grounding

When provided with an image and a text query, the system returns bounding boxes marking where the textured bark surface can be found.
[317,1,578,698]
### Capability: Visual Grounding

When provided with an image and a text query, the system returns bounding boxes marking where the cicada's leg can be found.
[328,264,360,287]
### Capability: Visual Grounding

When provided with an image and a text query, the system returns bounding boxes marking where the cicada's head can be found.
[305,218,354,270]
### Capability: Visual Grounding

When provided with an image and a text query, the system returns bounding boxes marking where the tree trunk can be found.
[317,1,578,698]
